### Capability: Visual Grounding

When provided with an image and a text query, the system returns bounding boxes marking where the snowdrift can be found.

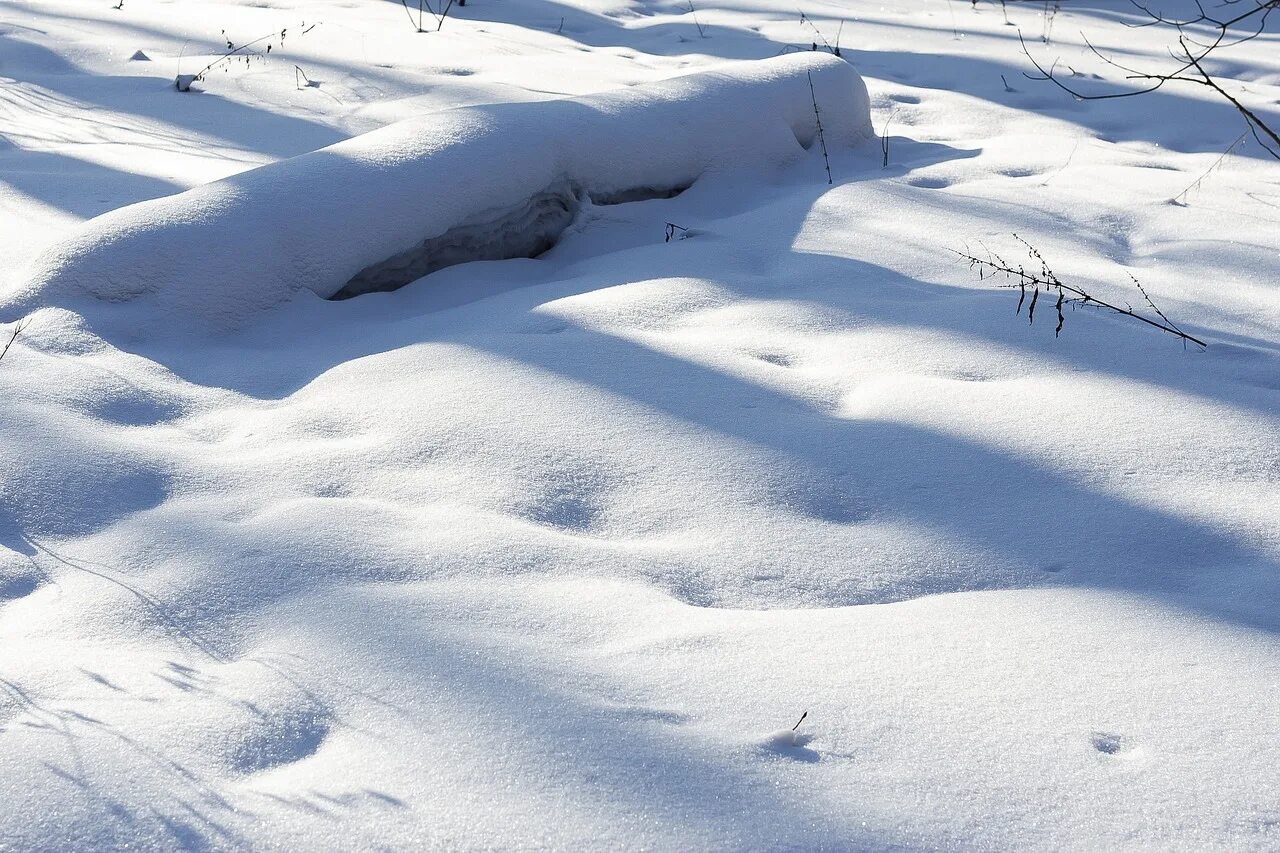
[0,53,871,335]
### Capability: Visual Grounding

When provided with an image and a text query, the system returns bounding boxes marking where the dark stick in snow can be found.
[0,319,26,366]
[807,71,833,185]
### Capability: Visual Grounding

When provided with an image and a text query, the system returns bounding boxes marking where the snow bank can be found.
[0,53,871,335]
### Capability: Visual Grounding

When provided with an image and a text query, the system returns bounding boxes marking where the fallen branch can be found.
[955,235,1206,349]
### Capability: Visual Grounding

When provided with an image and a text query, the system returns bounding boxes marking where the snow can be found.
[1,0,1278,849]
[2,53,871,335]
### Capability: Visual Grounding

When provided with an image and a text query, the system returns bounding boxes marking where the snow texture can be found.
[1,0,1278,849]
[2,53,870,336]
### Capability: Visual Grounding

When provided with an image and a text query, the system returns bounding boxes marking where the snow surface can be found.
[1,0,1279,849]
[2,53,871,334]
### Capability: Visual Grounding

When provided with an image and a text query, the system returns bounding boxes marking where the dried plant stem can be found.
[1171,131,1247,205]
[956,234,1206,348]
[687,1,707,38]
[807,71,833,185]
[0,319,28,365]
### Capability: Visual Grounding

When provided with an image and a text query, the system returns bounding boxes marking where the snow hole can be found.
[330,181,687,300]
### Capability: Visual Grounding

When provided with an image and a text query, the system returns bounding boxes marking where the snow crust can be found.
[2,53,871,335]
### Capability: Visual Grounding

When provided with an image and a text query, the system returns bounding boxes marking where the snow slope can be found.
[0,0,1278,849]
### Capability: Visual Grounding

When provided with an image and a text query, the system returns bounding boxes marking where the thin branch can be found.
[955,236,1207,348]
[797,8,840,55]
[687,0,708,38]
[1018,2,1280,160]
[0,318,27,365]
[1129,272,1191,349]
[881,109,898,168]
[807,71,833,185]
[1171,130,1248,204]
[435,0,457,32]
[400,0,422,30]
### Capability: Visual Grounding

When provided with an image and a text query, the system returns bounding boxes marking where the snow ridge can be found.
[1,53,871,336]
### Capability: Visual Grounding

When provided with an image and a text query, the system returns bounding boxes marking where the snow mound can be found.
[1,53,871,337]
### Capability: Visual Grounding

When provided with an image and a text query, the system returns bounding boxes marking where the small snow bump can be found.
[757,729,820,762]
[228,703,331,774]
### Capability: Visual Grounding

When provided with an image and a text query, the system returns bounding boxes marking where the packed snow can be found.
[0,0,1278,849]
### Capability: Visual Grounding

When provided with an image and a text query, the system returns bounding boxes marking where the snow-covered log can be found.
[0,53,871,336]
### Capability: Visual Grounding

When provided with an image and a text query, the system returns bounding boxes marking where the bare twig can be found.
[402,0,455,32]
[947,0,962,39]
[0,319,27,365]
[401,0,420,30]
[1171,131,1248,205]
[797,9,840,55]
[1039,138,1079,187]
[1041,0,1060,44]
[1128,272,1192,349]
[1018,1,1280,160]
[179,23,317,90]
[882,108,899,168]
[687,0,708,38]
[807,71,833,185]
[435,0,457,31]
[956,234,1206,348]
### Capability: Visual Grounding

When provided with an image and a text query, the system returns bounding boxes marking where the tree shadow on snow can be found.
[271,587,914,848]
[41,124,1279,637]
[0,26,344,218]
[383,0,781,59]
[390,0,1279,160]
[849,45,1280,161]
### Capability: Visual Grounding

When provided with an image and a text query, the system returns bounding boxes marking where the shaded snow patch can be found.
[331,182,688,299]
[227,702,332,773]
